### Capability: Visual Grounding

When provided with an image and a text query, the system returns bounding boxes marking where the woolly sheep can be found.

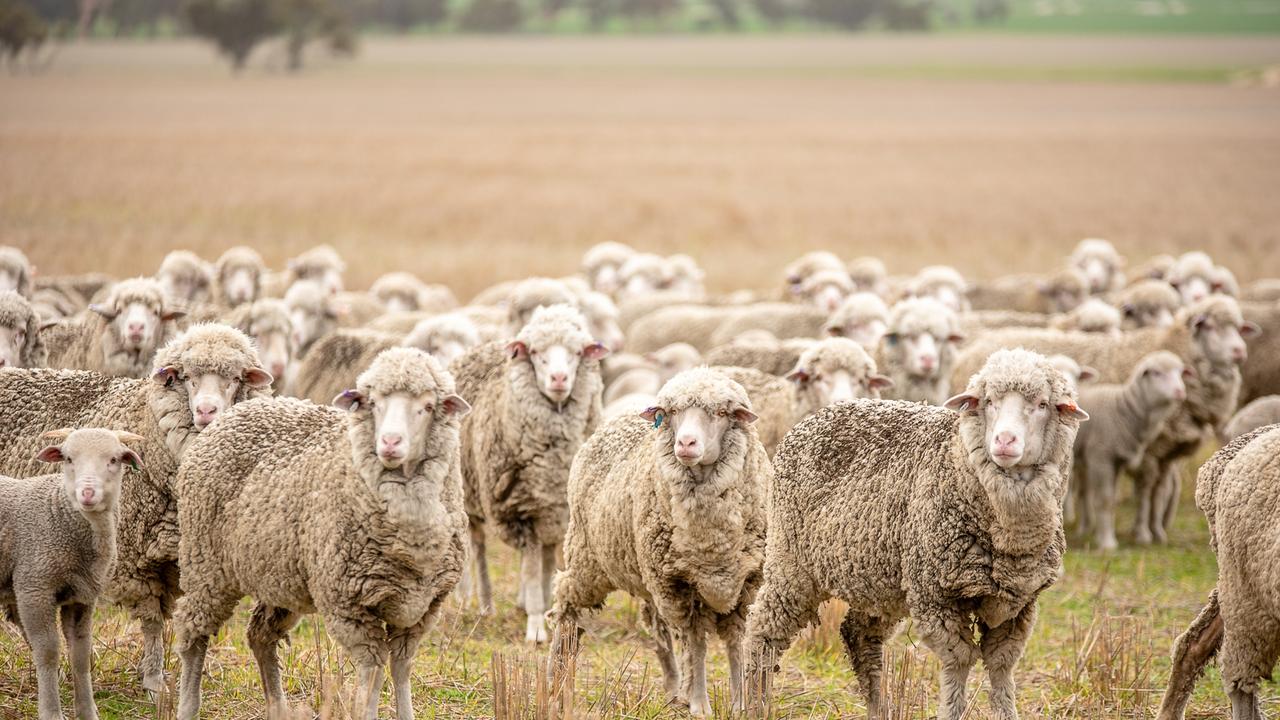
[292,328,402,404]
[0,324,273,693]
[703,337,816,377]
[1239,300,1279,405]
[706,303,828,350]
[743,349,1087,720]
[908,265,970,313]
[616,289,706,332]
[664,253,706,296]
[286,244,346,296]
[795,269,853,313]
[284,280,342,359]
[574,287,625,352]
[1070,351,1187,550]
[1129,253,1176,284]
[824,292,889,349]
[156,250,214,307]
[31,272,114,321]
[0,245,33,298]
[1156,426,1280,720]
[42,277,185,379]
[172,348,469,720]
[0,290,46,369]
[967,267,1087,315]
[1069,238,1125,294]
[581,241,635,295]
[213,246,264,308]
[781,251,846,299]
[876,297,963,406]
[603,342,702,406]
[617,253,670,303]
[1049,298,1121,335]
[369,271,432,313]
[1241,278,1280,303]
[403,312,482,368]
[549,368,771,715]
[505,277,579,337]
[451,304,607,642]
[1166,251,1220,305]
[1045,354,1098,394]
[219,298,294,390]
[1117,279,1181,330]
[625,304,750,354]
[1221,395,1280,442]
[846,256,888,296]
[1,428,145,720]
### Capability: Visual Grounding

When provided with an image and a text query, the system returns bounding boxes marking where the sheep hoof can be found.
[525,614,548,644]
[1097,536,1118,553]
[141,672,166,694]
[688,697,711,716]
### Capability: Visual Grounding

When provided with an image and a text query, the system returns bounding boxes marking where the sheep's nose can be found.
[195,403,218,420]
[995,431,1018,448]
[676,435,699,454]
[381,433,403,449]
[549,372,568,387]
[1232,346,1247,363]
[270,362,286,378]
[919,355,937,371]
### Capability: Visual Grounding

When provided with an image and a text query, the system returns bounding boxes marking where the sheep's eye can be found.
[110,457,118,465]
[1038,402,1049,410]
[716,408,727,417]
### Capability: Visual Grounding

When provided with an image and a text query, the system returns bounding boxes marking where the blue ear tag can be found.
[653,412,664,428]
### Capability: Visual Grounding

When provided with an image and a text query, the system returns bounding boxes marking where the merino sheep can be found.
[743,349,1086,720]
[1046,354,1098,394]
[703,337,816,377]
[781,251,846,299]
[1239,300,1279,405]
[284,280,342,359]
[617,253,670,303]
[1166,251,1220,305]
[0,290,46,369]
[1221,395,1280,442]
[1129,254,1176,284]
[1,428,145,720]
[1050,298,1121,335]
[549,368,771,715]
[795,269,854,313]
[1156,426,1280,720]
[42,277,185,379]
[1070,351,1187,550]
[967,267,1087,315]
[292,328,402,404]
[0,324,273,693]
[1069,238,1125,294]
[0,245,34,298]
[451,304,607,642]
[846,256,889,296]
[505,277,579,337]
[369,271,431,314]
[824,292,889,349]
[876,297,963,406]
[908,265,970,313]
[403,312,482,368]
[625,303,763,354]
[664,254,706,296]
[213,246,264,308]
[219,298,294,390]
[1242,278,1280,304]
[581,241,635,295]
[172,348,469,720]
[603,342,702,406]
[706,303,828,350]
[1117,279,1181,330]
[286,244,346,296]
[156,250,214,307]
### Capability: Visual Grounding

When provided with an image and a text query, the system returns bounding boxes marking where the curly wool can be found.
[43,277,180,378]
[877,297,961,405]
[0,290,46,367]
[404,312,481,354]
[292,329,402,405]
[825,292,889,339]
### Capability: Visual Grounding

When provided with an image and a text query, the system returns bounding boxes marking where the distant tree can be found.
[457,0,522,30]
[108,0,181,35]
[617,0,677,22]
[707,0,740,27]
[881,0,929,28]
[972,0,1005,23]
[751,0,788,25]
[370,0,445,31]
[278,0,354,71]
[804,0,876,28]
[185,0,284,70]
[0,0,49,63]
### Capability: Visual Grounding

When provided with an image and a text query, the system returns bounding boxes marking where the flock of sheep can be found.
[0,238,1278,719]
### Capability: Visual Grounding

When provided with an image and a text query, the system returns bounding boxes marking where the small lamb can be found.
[1,428,145,720]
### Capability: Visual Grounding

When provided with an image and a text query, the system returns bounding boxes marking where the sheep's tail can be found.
[1157,588,1224,720]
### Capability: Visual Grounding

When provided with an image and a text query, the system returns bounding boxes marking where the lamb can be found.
[703,337,816,377]
[172,348,469,720]
[1116,279,1181,330]
[743,349,1086,720]
[219,298,294,389]
[0,324,273,693]
[581,241,635,295]
[1221,395,1280,442]
[1239,300,1279,405]
[876,297,964,406]
[907,265,970,313]
[284,279,342,359]
[1049,297,1121,335]
[292,328,402,404]
[42,277,185,378]
[403,312,482,368]
[451,304,607,642]
[823,292,889,349]
[967,267,1088,315]
[603,341,702,406]
[1155,426,1280,720]
[846,256,888,296]
[548,368,771,715]
[781,250,846,299]
[0,245,34,297]
[1070,351,1188,550]
[1,428,145,720]
[156,250,214,307]
[0,290,46,369]
[213,245,265,307]
[795,269,853,312]
[1068,238,1126,294]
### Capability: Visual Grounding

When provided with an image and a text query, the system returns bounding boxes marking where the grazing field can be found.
[2,35,1280,719]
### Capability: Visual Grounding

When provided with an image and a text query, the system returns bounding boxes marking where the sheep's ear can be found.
[242,367,274,388]
[89,303,117,320]
[1120,303,1136,317]
[1057,401,1089,422]
[639,406,664,425]
[41,428,73,443]
[441,394,471,417]
[506,340,529,360]
[1189,314,1207,331]
[324,301,349,320]
[1241,321,1262,339]
[35,445,64,464]
[160,309,186,322]
[1182,367,1197,380]
[38,319,60,332]
[869,374,894,390]
[582,342,610,361]
[333,389,365,412]
[947,333,966,345]
[1078,366,1099,383]
[113,431,146,445]
[120,449,145,472]
[152,366,180,387]
[944,393,979,413]
[732,407,758,425]
[825,325,843,337]
[785,367,809,385]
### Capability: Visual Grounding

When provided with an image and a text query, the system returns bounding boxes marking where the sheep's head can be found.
[1167,251,1217,305]
[90,277,185,354]
[645,342,702,385]
[151,323,273,431]
[215,246,263,307]
[36,428,144,513]
[287,245,345,296]
[1118,280,1180,330]
[0,291,43,369]
[371,272,426,314]
[580,290,624,352]
[284,280,342,353]
[1069,238,1124,294]
[800,269,854,313]
[405,313,481,368]
[1131,351,1189,405]
[1045,354,1097,395]
[157,250,214,305]
[825,292,889,348]
[582,242,635,295]
[663,254,704,296]
[0,247,32,298]
[506,278,577,336]
[1179,296,1259,368]
[334,347,469,473]
[1061,298,1121,335]
[909,265,968,313]
[642,368,757,468]
[617,253,668,301]
[1037,267,1088,314]
[233,299,294,384]
[884,297,964,379]
[847,256,888,295]
[508,304,607,406]
[787,337,892,408]
[782,251,844,297]
[946,349,1087,472]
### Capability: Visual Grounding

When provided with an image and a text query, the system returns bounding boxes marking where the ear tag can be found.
[653,411,664,429]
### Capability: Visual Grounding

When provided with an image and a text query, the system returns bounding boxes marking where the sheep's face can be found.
[37,429,143,513]
[152,365,273,430]
[828,318,887,349]
[647,345,701,385]
[1173,274,1212,305]
[808,282,849,313]
[644,403,756,468]
[1140,363,1189,404]
[1075,256,1115,294]
[160,271,209,305]
[0,323,26,368]
[957,390,1058,470]
[591,263,622,295]
[924,285,964,314]
[381,291,417,314]
[890,331,947,378]
[0,268,22,294]
[1122,302,1175,330]
[92,297,181,352]
[253,328,292,385]
[285,292,338,352]
[1040,283,1085,314]
[621,272,661,300]
[221,267,258,306]
[1191,314,1257,366]
[336,388,470,470]
[509,339,609,405]
[294,266,343,296]
[788,363,892,406]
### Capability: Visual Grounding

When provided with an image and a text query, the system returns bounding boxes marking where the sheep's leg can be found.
[716,619,745,712]
[353,663,386,720]
[389,601,442,720]
[1229,687,1261,720]
[1157,590,1223,720]
[918,612,979,720]
[469,522,493,616]
[61,602,99,720]
[19,598,63,720]
[1220,609,1279,720]
[521,543,548,643]
[176,635,209,720]
[1154,462,1182,544]
[640,602,682,701]
[980,603,1036,720]
[326,612,390,720]
[173,585,242,720]
[1132,455,1158,545]
[140,616,167,694]
[1088,460,1119,551]
[247,603,300,719]
[839,611,891,716]
[679,622,711,717]
[540,542,558,610]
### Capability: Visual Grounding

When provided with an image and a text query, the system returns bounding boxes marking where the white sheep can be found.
[581,241,635,296]
[42,277,186,378]
[156,250,214,307]
[213,246,265,308]
[824,291,890,349]
[1069,238,1126,294]
[876,297,964,405]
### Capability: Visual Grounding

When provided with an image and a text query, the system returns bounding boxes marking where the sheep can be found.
[907,265,970,313]
[451,304,607,642]
[0,290,46,369]
[1239,300,1279,405]
[1221,395,1280,442]
[876,297,964,406]
[1213,264,1240,298]
[1156,425,1280,720]
[1128,253,1176,284]
[715,337,892,454]
[1068,238,1125,294]
[743,349,1086,720]
[603,342,702,406]
[548,368,771,715]
[403,312,482,368]
[704,303,828,351]
[1070,351,1188,550]
[0,324,273,694]
[219,298,294,390]
[505,277,579,336]
[625,304,732,354]
[0,245,34,297]
[824,292,889,349]
[1166,251,1220,305]
[1,428,145,720]
[156,250,214,307]
[286,244,346,296]
[846,256,888,296]
[581,241,635,295]
[1049,298,1122,335]
[781,250,846,299]
[1116,279,1181,330]
[42,277,185,379]
[292,328,402,404]
[617,289,706,332]
[213,246,265,308]
[1241,277,1280,303]
[1045,354,1098,394]
[789,268,852,314]
[172,348,469,720]
[959,310,1051,337]
[967,267,1087,315]
[664,253,706,297]
[284,279,342,359]
[31,282,87,321]
[369,271,431,314]
[574,287,625,352]
[617,253,671,303]
[703,337,816,377]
